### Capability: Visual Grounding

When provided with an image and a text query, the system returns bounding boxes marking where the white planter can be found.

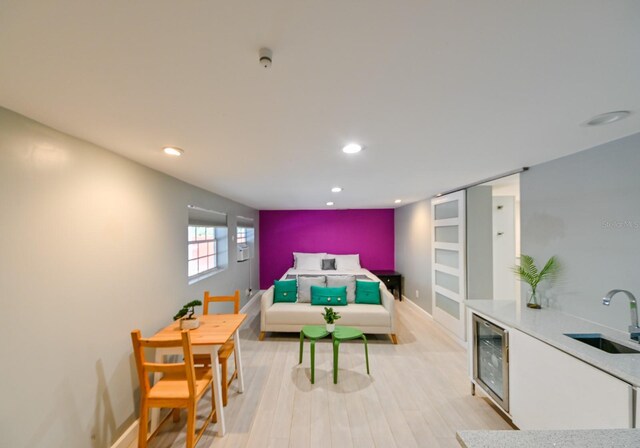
[326,323,335,333]
[180,317,200,330]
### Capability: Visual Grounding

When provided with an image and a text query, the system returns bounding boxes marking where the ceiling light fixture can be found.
[331,187,343,193]
[163,146,184,157]
[326,201,334,206]
[394,199,402,204]
[342,143,362,154]
[583,111,631,127]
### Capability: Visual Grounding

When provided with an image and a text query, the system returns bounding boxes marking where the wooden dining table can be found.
[147,313,247,437]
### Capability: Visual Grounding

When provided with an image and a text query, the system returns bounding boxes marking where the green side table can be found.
[299,325,330,384]
[332,326,370,384]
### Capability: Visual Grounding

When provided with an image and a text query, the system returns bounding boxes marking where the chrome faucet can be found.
[603,290,640,342]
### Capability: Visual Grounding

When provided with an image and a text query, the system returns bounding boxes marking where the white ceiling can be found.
[1,1,639,210]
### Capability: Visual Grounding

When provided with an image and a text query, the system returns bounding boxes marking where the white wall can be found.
[394,199,432,313]
[521,131,640,331]
[0,107,259,447]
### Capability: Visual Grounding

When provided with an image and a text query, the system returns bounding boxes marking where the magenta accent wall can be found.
[259,209,395,288]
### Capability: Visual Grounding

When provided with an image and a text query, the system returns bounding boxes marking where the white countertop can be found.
[465,300,640,387]
[457,429,640,448]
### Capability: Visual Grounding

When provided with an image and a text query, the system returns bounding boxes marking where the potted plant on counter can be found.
[322,307,341,332]
[173,300,203,329]
[513,254,559,309]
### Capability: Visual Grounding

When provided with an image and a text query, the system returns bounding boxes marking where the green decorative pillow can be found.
[274,279,297,303]
[310,285,348,306]
[355,280,381,304]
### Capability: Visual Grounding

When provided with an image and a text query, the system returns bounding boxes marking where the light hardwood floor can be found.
[145,298,512,448]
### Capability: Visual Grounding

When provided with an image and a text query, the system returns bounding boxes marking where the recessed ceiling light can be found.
[395,199,402,204]
[583,111,631,127]
[326,201,334,206]
[331,187,343,193]
[163,146,184,156]
[342,143,362,154]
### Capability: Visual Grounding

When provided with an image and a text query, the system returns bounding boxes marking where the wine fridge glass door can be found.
[473,314,509,412]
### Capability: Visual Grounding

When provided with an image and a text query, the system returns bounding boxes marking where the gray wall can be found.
[0,107,260,447]
[521,132,640,332]
[466,185,494,299]
[395,199,432,313]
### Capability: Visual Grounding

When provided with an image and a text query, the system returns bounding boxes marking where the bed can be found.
[259,258,397,344]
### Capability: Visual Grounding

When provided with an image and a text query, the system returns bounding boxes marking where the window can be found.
[187,206,228,282]
[237,227,248,245]
[236,216,255,263]
[188,225,217,277]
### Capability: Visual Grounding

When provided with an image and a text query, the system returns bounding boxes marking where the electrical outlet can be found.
[415,290,419,298]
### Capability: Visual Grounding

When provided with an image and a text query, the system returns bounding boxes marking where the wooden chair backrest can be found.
[131,329,196,398]
[203,290,240,315]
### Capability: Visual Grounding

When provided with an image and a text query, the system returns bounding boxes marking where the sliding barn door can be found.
[431,191,467,341]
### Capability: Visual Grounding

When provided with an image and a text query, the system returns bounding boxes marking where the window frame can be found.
[187,224,221,281]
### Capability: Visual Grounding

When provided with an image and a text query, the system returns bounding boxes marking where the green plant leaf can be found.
[513,254,560,291]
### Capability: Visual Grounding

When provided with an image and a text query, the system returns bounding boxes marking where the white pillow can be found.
[328,254,361,270]
[293,252,326,270]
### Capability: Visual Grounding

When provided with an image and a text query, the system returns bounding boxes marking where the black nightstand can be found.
[371,270,402,301]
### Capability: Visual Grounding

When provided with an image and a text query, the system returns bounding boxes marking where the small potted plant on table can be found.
[322,307,341,332]
[173,300,203,329]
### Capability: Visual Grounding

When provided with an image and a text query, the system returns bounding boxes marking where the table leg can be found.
[210,345,226,436]
[233,329,245,393]
[333,339,340,384]
[310,339,317,384]
[299,331,304,364]
[362,335,370,374]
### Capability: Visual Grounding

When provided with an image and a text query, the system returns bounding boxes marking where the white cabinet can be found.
[509,329,633,429]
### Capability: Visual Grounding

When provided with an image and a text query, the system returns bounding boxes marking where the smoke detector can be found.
[259,48,272,68]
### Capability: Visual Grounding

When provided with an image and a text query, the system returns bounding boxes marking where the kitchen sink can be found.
[564,333,640,354]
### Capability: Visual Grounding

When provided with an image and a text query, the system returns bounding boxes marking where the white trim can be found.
[187,266,226,285]
[433,284,463,302]
[432,217,459,226]
[402,295,433,320]
[432,262,459,276]
[433,241,460,251]
[110,420,138,448]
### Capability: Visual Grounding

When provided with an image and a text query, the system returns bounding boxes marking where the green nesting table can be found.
[332,326,370,384]
[299,325,370,385]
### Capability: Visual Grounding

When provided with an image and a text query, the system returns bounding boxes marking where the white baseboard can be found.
[402,295,467,348]
[240,290,262,314]
[110,420,138,448]
[402,295,433,320]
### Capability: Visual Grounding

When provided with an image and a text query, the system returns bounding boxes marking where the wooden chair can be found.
[193,290,240,406]
[131,329,216,448]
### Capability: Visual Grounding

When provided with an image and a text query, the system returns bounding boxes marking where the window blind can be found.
[236,216,255,229]
[187,206,227,227]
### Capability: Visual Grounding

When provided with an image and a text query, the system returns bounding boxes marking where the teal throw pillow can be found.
[311,285,348,306]
[355,280,381,304]
[274,279,297,303]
